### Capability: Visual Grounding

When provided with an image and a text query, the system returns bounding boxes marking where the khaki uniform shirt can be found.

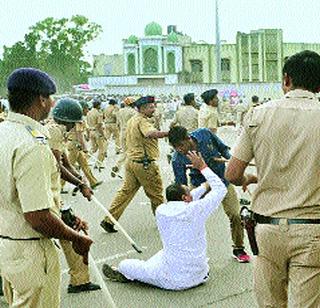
[126,113,159,160]
[66,122,85,151]
[198,104,218,129]
[46,123,68,212]
[171,105,199,132]
[117,107,137,132]
[232,89,320,218]
[87,108,103,130]
[0,112,60,238]
[47,123,66,153]
[104,105,119,124]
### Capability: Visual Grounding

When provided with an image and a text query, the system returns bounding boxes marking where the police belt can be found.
[132,159,155,164]
[0,235,41,241]
[253,213,320,225]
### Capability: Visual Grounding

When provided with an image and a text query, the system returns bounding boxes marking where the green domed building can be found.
[91,24,320,88]
[144,22,163,36]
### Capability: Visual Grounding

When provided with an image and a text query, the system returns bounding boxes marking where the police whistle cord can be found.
[88,252,117,308]
[91,196,143,254]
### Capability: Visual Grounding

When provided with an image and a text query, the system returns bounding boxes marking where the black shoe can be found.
[100,220,118,233]
[240,198,251,205]
[91,181,103,190]
[67,282,101,294]
[72,187,80,196]
[102,264,129,283]
[61,190,68,194]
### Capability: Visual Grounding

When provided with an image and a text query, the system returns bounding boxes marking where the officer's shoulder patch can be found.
[25,125,48,145]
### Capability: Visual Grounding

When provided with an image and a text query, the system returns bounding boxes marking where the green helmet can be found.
[53,98,83,123]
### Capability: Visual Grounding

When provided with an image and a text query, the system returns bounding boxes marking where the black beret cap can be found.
[201,89,218,103]
[183,93,195,104]
[7,67,56,95]
[134,96,155,108]
[109,99,118,105]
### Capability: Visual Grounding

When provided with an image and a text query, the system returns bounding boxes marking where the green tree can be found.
[0,15,102,94]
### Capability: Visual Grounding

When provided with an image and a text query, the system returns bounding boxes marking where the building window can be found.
[143,47,158,74]
[167,52,176,73]
[221,58,230,71]
[190,60,203,72]
[127,53,135,75]
[189,60,203,83]
[104,64,112,75]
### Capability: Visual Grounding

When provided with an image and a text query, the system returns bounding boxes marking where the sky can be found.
[1,0,320,62]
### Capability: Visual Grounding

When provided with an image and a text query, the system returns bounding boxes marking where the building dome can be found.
[144,22,162,36]
[167,31,178,43]
[127,35,138,44]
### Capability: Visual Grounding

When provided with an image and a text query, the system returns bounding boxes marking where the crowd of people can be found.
[0,49,320,307]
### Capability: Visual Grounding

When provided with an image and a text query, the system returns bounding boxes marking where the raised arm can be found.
[186,151,227,219]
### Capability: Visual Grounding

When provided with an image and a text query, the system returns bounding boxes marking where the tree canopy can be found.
[0,15,102,94]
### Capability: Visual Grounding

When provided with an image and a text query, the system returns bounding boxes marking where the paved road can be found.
[0,125,258,308]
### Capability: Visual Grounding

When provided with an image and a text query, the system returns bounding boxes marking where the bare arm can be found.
[52,149,92,200]
[145,131,168,139]
[24,209,92,264]
[52,149,82,184]
[225,156,257,189]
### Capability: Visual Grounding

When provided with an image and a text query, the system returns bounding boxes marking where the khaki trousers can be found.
[90,131,106,166]
[221,184,244,248]
[0,239,60,308]
[105,160,164,223]
[105,123,120,153]
[114,129,127,169]
[60,240,90,286]
[254,224,320,307]
[68,148,98,187]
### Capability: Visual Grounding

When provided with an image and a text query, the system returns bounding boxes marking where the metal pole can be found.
[215,0,221,83]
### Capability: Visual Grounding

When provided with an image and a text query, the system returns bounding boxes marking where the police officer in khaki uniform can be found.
[48,98,101,293]
[226,50,320,307]
[170,93,199,132]
[104,98,121,155]
[0,68,92,307]
[198,89,219,133]
[66,101,102,189]
[101,96,168,232]
[86,98,106,169]
[111,97,137,177]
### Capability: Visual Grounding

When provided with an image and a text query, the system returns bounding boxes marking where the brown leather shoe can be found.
[102,264,130,283]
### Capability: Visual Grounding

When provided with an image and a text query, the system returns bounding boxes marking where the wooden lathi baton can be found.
[92,196,143,253]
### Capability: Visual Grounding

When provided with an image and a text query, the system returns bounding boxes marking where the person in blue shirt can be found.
[168,126,250,263]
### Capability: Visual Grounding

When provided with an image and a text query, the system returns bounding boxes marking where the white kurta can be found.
[118,167,227,290]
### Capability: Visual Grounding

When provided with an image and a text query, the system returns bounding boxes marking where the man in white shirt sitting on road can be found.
[102,151,227,290]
